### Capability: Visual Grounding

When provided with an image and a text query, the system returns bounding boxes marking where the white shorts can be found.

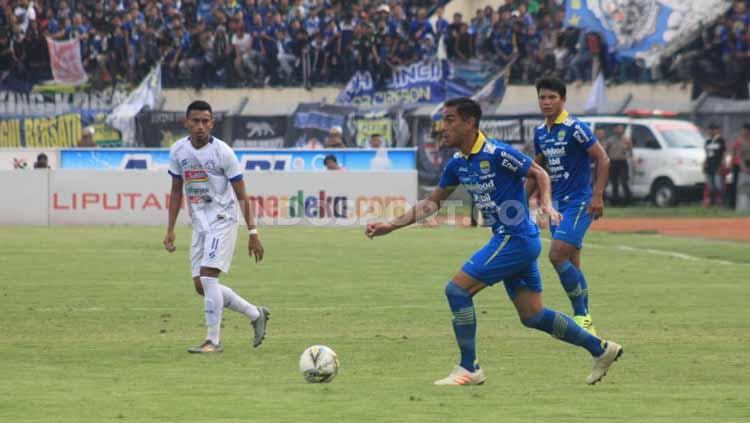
[190,220,239,277]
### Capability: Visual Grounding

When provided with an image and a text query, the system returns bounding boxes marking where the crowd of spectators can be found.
[680,0,750,99]
[0,0,449,89]
[2,0,750,91]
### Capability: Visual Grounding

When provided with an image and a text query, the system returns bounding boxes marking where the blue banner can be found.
[285,103,357,148]
[337,60,448,106]
[59,148,417,171]
[565,0,672,59]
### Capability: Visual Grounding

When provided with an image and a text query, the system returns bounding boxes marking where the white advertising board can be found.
[0,149,60,170]
[0,170,417,226]
[0,170,49,225]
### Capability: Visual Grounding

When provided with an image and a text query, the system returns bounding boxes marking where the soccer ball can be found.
[299,345,340,383]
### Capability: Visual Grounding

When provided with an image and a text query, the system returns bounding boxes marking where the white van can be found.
[582,116,706,207]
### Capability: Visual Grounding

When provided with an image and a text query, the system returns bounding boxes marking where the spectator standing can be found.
[703,123,726,207]
[604,124,633,206]
[728,122,750,209]
[735,127,750,210]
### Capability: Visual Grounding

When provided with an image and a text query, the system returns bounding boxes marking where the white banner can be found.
[46,37,87,85]
[0,170,417,226]
[0,171,49,225]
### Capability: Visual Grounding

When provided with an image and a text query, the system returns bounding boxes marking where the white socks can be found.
[220,285,260,321]
[199,276,223,345]
[199,277,261,344]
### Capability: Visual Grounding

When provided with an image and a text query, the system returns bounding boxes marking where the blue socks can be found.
[522,308,605,357]
[554,260,589,316]
[445,281,478,371]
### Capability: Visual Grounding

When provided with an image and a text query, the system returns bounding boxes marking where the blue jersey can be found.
[533,111,597,203]
[439,133,538,237]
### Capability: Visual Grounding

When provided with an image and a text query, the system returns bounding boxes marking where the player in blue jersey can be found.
[366,98,622,386]
[529,77,611,335]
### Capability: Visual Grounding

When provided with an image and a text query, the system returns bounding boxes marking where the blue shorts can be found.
[550,199,592,249]
[461,234,543,299]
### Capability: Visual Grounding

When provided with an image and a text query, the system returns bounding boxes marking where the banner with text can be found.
[0,113,83,148]
[0,170,417,226]
[0,88,131,116]
[337,60,447,106]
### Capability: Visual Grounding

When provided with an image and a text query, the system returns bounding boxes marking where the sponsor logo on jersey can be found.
[500,151,524,167]
[501,158,519,172]
[184,169,209,183]
[573,125,590,144]
[543,146,566,157]
[479,173,495,180]
[464,179,496,193]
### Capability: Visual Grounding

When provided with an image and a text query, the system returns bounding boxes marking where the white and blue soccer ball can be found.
[299,345,340,383]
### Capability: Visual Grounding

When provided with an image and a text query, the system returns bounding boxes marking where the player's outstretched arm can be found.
[231,178,264,263]
[587,142,610,219]
[365,186,454,238]
[526,161,562,226]
[164,176,183,252]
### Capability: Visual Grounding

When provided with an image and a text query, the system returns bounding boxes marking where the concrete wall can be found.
[161,83,694,116]
[161,87,341,115]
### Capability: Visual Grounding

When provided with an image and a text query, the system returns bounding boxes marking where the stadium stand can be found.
[1,0,748,93]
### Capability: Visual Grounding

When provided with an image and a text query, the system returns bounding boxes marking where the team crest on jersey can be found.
[479,160,491,174]
[204,160,216,170]
[557,131,565,142]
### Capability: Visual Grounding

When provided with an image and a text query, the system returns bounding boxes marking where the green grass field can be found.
[1,226,748,423]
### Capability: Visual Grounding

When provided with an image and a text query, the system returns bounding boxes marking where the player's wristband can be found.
[248,228,259,235]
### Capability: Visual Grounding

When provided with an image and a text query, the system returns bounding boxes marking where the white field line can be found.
[541,237,748,266]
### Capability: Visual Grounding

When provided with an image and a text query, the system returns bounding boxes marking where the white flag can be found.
[585,72,607,114]
[106,64,162,146]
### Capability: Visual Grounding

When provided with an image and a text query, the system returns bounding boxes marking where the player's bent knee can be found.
[548,248,569,265]
[445,281,471,299]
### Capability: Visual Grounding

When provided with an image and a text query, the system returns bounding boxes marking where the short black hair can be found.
[186,100,212,117]
[323,154,338,164]
[708,122,720,130]
[370,133,382,138]
[37,153,48,160]
[743,123,750,131]
[535,77,566,99]
[443,97,482,128]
